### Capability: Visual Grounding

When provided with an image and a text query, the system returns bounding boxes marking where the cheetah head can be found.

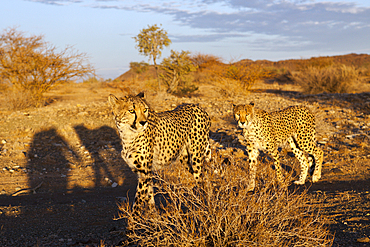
[108,92,150,133]
[232,102,255,129]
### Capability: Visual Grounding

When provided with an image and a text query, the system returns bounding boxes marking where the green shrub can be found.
[130,61,150,75]
[159,50,198,95]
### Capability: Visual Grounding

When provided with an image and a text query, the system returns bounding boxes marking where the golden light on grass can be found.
[118,151,333,246]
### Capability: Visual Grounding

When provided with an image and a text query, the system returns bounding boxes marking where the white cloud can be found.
[27,0,82,5]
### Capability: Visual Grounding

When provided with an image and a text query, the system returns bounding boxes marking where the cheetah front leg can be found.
[132,174,155,215]
[246,142,259,192]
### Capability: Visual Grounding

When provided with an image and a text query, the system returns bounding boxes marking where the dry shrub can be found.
[296,57,334,71]
[191,54,270,95]
[0,27,94,110]
[223,63,271,91]
[118,152,333,247]
[4,89,46,109]
[0,81,9,92]
[191,53,224,86]
[291,64,362,94]
[191,53,223,69]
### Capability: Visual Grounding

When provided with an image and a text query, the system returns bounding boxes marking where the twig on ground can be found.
[12,182,43,196]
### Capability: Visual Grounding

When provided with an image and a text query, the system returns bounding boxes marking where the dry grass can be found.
[290,64,363,94]
[118,152,333,247]
[4,89,46,110]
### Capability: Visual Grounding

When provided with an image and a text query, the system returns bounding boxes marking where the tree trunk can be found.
[153,58,161,92]
[168,70,178,93]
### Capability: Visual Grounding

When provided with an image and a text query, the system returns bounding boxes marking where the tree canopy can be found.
[133,24,171,67]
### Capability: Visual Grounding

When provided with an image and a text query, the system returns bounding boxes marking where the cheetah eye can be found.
[128,109,135,114]
[143,108,148,113]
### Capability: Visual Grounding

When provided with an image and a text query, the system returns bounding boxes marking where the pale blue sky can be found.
[1,0,370,79]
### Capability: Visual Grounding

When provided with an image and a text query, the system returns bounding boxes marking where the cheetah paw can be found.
[293,180,305,185]
[312,175,321,183]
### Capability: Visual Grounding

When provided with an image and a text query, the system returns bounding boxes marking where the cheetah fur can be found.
[109,93,211,213]
[233,103,323,191]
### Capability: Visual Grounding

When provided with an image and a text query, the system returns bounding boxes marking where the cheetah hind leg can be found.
[287,137,309,185]
[269,148,284,183]
[179,147,202,180]
[311,147,323,183]
[204,142,211,163]
[179,147,193,174]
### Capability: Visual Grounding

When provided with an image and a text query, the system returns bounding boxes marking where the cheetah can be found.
[233,103,323,191]
[108,92,211,213]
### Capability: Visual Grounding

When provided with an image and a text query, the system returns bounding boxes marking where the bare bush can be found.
[0,27,94,109]
[190,54,271,94]
[291,64,362,94]
[118,152,333,247]
[191,53,223,69]
[224,63,271,91]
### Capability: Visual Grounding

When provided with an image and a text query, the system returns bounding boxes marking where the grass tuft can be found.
[118,152,333,247]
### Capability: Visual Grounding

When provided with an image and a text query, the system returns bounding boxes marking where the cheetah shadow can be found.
[0,126,136,245]
[24,125,136,193]
[73,124,137,188]
[26,128,79,192]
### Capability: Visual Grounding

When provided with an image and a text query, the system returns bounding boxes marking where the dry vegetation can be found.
[119,152,333,246]
[1,50,370,246]
[286,62,366,94]
[0,27,94,109]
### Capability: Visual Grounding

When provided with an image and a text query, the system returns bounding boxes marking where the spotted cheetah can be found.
[108,93,211,213]
[233,103,323,191]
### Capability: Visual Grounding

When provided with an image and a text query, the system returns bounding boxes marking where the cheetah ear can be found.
[249,102,255,107]
[108,94,118,108]
[108,94,120,115]
[137,92,144,98]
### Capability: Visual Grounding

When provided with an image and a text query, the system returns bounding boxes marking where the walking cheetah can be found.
[233,103,323,191]
[109,92,211,213]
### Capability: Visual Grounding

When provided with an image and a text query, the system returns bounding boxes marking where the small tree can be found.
[133,24,171,91]
[0,27,94,107]
[159,50,198,94]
